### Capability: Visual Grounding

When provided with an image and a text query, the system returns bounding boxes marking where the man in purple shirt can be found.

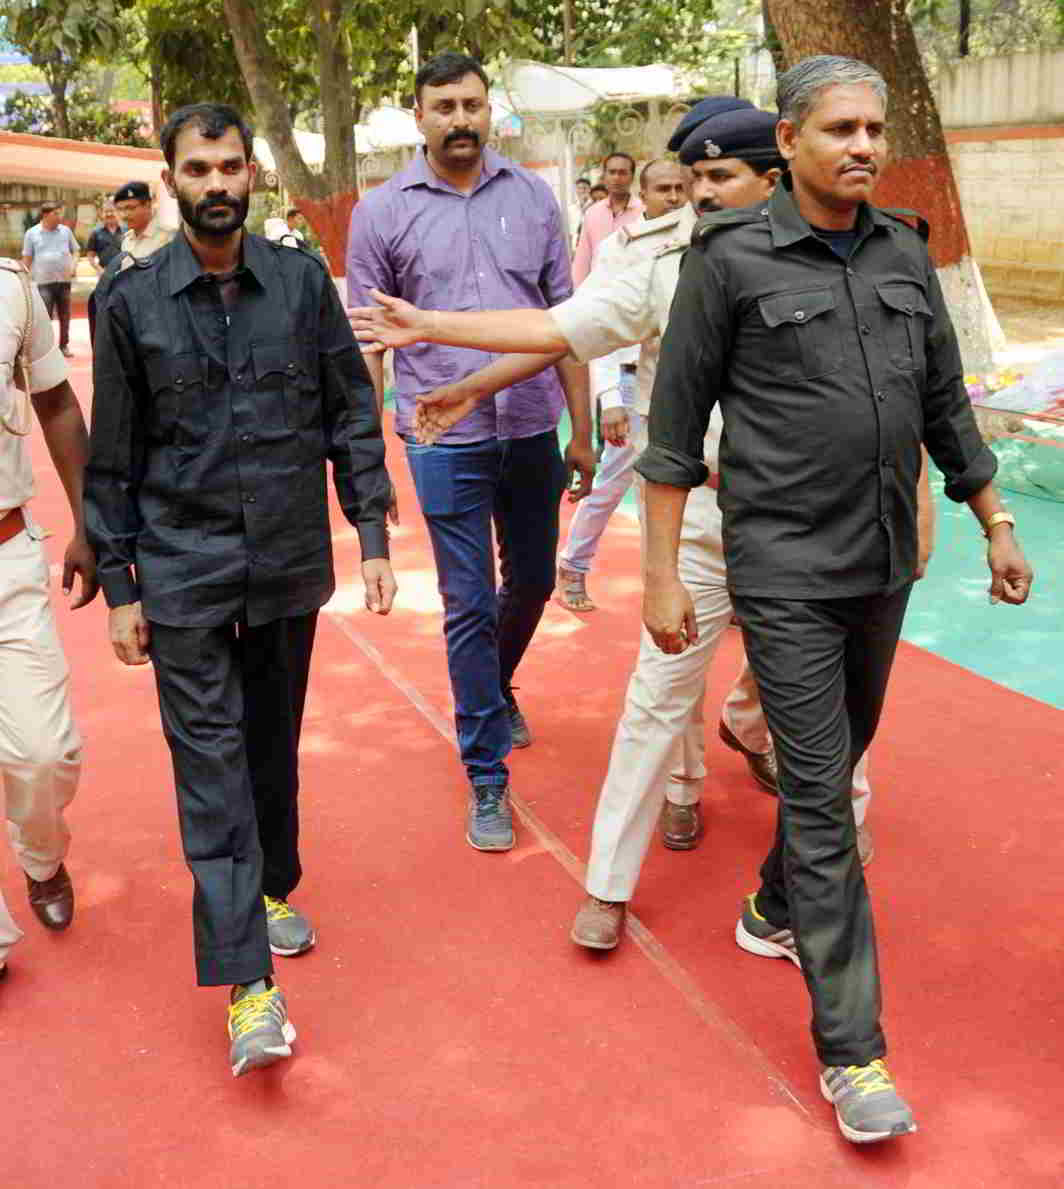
[347,52,595,852]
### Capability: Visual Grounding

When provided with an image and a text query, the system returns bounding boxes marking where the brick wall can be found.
[948,132,1064,302]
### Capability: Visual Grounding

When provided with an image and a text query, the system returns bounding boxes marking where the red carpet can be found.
[2,332,1062,1187]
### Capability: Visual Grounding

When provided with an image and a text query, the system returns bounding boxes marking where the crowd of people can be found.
[0,48,1034,1149]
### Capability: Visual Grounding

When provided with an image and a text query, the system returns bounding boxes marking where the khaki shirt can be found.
[121,217,174,260]
[550,204,723,470]
[0,260,68,513]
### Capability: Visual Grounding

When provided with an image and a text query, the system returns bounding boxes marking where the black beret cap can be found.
[666,96,754,152]
[113,180,151,203]
[678,107,780,166]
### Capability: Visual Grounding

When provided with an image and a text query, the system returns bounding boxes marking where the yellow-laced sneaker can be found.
[820,1059,917,1143]
[264,895,316,957]
[227,982,296,1078]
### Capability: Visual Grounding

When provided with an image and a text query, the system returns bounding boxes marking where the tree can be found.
[0,0,122,138]
[764,0,998,372]
[1,84,149,145]
[909,0,1063,73]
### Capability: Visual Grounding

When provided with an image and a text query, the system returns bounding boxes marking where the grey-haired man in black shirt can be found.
[638,56,1033,1144]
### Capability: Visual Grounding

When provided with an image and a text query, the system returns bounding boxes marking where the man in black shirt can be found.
[85,205,124,273]
[86,104,396,1077]
[638,56,1033,1143]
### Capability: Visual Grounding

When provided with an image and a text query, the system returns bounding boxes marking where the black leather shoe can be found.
[26,863,74,930]
[718,721,778,794]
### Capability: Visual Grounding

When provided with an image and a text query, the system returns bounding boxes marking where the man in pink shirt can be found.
[571,153,643,285]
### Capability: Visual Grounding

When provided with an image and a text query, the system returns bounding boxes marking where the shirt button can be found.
[243,493,256,504]
[875,390,885,401]
[861,324,871,335]
[240,433,252,443]
[235,372,243,381]
[794,310,806,322]
[846,267,855,276]
[880,514,889,525]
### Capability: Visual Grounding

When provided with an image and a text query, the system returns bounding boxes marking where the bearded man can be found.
[86,103,396,1077]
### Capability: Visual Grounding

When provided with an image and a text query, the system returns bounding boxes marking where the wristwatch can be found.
[983,511,1015,538]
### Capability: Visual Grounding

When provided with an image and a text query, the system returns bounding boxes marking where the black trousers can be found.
[37,282,71,350]
[149,612,318,986]
[732,585,912,1068]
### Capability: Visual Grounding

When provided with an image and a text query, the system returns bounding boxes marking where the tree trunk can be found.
[222,0,360,275]
[764,0,1000,373]
[958,0,971,57]
[41,60,72,139]
[306,0,359,273]
[150,58,164,137]
[761,1,786,76]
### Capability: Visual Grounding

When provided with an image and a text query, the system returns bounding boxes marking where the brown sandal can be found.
[557,566,596,612]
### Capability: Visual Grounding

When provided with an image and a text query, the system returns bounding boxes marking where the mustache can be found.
[195,195,241,217]
[444,129,480,148]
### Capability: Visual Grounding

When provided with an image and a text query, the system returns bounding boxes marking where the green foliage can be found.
[908,0,1064,70]
[1,83,149,143]
[1,0,122,66]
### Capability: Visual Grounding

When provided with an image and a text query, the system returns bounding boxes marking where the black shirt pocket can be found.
[756,288,843,381]
[143,352,206,445]
[250,341,311,430]
[875,282,932,372]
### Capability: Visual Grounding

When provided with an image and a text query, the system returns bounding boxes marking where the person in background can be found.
[114,181,173,260]
[556,158,688,613]
[85,205,125,274]
[571,152,641,287]
[21,203,78,359]
[285,209,307,244]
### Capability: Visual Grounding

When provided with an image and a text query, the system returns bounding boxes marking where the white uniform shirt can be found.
[551,204,724,471]
[0,261,69,513]
[121,217,174,260]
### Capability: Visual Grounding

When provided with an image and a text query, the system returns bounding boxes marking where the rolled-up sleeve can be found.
[85,290,145,607]
[636,245,729,489]
[921,266,998,501]
[318,274,392,560]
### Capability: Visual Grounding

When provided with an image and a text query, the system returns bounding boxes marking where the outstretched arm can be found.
[349,289,568,354]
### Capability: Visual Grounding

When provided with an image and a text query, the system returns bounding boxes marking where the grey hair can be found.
[777,55,887,127]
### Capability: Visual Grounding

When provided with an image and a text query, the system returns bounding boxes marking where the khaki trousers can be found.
[0,527,81,963]
[584,447,872,903]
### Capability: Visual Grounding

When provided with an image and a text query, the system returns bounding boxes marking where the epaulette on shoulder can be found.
[267,237,327,270]
[878,207,930,242]
[691,206,765,247]
[0,257,25,273]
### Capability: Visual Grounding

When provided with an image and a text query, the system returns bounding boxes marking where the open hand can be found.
[414,384,481,444]
[347,289,433,351]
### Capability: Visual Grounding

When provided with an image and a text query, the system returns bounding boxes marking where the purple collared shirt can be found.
[346,148,572,443]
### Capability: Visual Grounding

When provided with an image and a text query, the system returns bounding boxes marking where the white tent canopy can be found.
[499,60,679,115]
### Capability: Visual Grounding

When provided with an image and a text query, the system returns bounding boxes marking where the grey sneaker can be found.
[227,982,296,1078]
[734,893,801,967]
[467,784,515,851]
[503,688,531,748]
[264,895,316,956]
[820,1060,917,1143]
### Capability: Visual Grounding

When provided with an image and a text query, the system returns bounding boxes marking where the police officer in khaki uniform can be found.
[114,180,174,260]
[0,259,97,975]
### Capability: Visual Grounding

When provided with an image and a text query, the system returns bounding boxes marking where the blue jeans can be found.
[405,430,567,788]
